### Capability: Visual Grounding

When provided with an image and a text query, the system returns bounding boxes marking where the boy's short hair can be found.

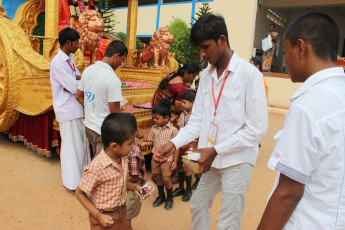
[190,14,230,47]
[152,100,172,118]
[250,57,262,72]
[194,79,200,85]
[181,89,196,103]
[284,12,339,63]
[101,113,137,147]
[104,40,128,57]
[58,28,80,47]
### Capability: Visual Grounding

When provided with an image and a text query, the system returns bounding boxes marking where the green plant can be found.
[93,0,118,35]
[167,19,193,64]
[114,32,143,50]
[190,2,212,69]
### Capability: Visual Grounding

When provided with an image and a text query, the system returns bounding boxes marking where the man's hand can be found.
[96,213,114,228]
[195,147,217,174]
[170,161,177,171]
[156,141,176,159]
[152,152,167,162]
[76,75,81,80]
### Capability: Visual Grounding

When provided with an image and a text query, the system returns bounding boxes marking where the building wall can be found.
[112,0,258,61]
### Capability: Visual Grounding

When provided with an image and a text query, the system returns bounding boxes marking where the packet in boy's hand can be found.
[187,151,201,161]
[137,181,155,199]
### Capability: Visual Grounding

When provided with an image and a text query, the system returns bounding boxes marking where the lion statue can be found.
[133,27,175,69]
[76,10,105,65]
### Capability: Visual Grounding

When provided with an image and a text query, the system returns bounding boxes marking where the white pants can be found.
[190,163,254,230]
[60,118,90,190]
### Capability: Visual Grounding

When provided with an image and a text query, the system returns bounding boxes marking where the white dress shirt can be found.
[267,67,345,230]
[171,52,268,169]
[50,50,83,122]
[78,61,123,135]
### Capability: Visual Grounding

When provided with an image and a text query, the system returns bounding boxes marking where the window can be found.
[139,0,158,5]
[163,0,190,3]
[267,9,286,28]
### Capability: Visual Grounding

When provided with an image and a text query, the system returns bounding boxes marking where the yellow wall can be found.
[159,4,193,28]
[137,6,157,35]
[202,0,258,60]
[112,0,258,61]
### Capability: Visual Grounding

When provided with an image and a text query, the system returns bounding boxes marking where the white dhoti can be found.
[59,118,90,190]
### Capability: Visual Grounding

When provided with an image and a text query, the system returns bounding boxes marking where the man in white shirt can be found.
[76,40,126,157]
[257,12,345,230]
[50,28,90,191]
[157,14,268,229]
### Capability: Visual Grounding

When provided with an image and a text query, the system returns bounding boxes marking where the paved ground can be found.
[0,113,284,230]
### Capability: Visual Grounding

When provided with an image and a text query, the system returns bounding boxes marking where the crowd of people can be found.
[50,11,345,230]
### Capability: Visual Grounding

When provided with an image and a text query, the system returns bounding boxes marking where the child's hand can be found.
[96,213,114,228]
[170,162,177,171]
[135,185,145,202]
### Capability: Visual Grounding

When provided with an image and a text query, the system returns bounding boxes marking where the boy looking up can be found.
[75,113,144,230]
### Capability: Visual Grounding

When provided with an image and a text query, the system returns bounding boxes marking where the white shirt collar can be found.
[290,67,345,102]
[208,51,238,83]
[57,49,72,62]
[95,61,114,71]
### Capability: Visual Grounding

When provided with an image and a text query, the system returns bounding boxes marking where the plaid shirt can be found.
[127,143,146,186]
[177,111,191,129]
[78,149,128,209]
[147,121,178,162]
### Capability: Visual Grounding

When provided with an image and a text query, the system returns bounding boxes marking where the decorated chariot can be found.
[0,0,178,156]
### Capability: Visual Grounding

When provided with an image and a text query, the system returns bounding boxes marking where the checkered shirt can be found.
[78,149,128,209]
[147,121,178,162]
[127,143,146,186]
[177,111,191,128]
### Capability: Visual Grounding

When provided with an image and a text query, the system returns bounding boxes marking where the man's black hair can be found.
[181,89,196,103]
[190,14,230,47]
[104,40,128,57]
[284,11,339,63]
[101,113,137,147]
[58,28,80,47]
[250,57,262,72]
[152,99,172,118]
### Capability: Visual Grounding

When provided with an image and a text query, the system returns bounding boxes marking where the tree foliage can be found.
[167,3,212,67]
[114,32,143,50]
[93,0,118,35]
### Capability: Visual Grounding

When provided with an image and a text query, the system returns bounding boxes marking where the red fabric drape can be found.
[8,110,61,157]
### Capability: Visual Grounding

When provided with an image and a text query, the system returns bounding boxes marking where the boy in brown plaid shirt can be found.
[126,143,146,227]
[75,113,146,230]
[139,100,178,210]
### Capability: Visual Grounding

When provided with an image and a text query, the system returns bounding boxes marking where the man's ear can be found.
[296,39,306,56]
[218,35,227,45]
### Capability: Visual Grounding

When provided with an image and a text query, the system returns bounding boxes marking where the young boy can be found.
[146,100,178,210]
[126,142,146,227]
[171,89,198,202]
[75,113,144,230]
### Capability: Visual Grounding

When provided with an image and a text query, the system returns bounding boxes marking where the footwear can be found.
[153,196,166,207]
[172,187,185,197]
[192,179,199,190]
[164,197,174,210]
[182,190,192,202]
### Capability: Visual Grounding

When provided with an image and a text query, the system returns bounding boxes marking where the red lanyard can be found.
[67,60,76,72]
[212,71,230,116]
